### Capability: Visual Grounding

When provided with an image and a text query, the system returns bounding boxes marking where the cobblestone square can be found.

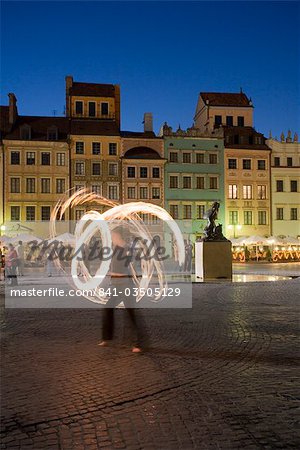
[1,265,299,449]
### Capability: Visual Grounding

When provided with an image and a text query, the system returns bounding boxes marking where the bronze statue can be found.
[201,202,229,242]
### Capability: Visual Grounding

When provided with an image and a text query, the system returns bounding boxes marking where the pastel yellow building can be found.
[267,132,300,238]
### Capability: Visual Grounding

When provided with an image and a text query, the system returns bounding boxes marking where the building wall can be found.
[121,137,165,208]
[267,137,300,237]
[224,148,271,238]
[70,134,121,218]
[164,134,225,241]
[3,139,70,237]
[194,97,253,132]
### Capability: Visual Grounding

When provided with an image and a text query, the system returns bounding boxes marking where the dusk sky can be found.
[1,1,299,137]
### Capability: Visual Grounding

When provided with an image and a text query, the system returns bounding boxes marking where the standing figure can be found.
[16,240,25,276]
[98,227,145,353]
[184,239,193,272]
[6,244,18,286]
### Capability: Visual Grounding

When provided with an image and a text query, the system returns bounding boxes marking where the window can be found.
[196,177,205,189]
[140,167,148,178]
[41,178,51,193]
[276,180,284,192]
[237,116,244,127]
[152,167,160,178]
[228,158,237,169]
[10,178,20,193]
[75,101,83,115]
[108,185,118,200]
[258,210,267,225]
[75,209,84,221]
[47,127,58,140]
[169,152,178,163]
[11,151,20,165]
[41,206,51,221]
[196,153,205,164]
[57,152,65,166]
[243,159,251,170]
[127,187,136,199]
[56,179,65,194]
[170,176,178,189]
[108,163,118,176]
[41,152,51,165]
[170,205,179,219]
[26,178,35,193]
[228,184,238,199]
[244,211,252,225]
[254,136,262,145]
[209,154,218,164]
[183,205,192,219]
[92,142,101,155]
[197,205,205,219]
[183,176,191,189]
[75,162,85,175]
[291,180,298,192]
[75,141,84,154]
[287,157,293,167]
[88,102,96,117]
[276,208,284,220]
[91,184,102,195]
[274,157,280,167]
[152,188,160,199]
[257,185,267,199]
[26,206,35,221]
[101,102,109,116]
[109,143,117,155]
[127,167,136,178]
[291,208,297,220]
[229,211,238,225]
[75,184,84,191]
[243,185,252,199]
[183,153,191,163]
[20,125,31,140]
[226,116,233,126]
[92,163,101,176]
[26,152,35,165]
[209,177,218,189]
[257,160,266,170]
[214,115,222,126]
[140,187,148,199]
[11,206,20,221]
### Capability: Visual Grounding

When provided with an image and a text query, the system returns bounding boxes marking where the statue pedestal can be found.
[195,241,232,281]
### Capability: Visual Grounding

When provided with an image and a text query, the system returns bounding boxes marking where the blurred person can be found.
[16,240,25,276]
[6,243,18,286]
[98,227,145,353]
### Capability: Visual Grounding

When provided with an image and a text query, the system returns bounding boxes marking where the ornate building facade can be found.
[267,131,300,238]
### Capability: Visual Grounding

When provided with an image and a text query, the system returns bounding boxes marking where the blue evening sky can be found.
[1,1,299,137]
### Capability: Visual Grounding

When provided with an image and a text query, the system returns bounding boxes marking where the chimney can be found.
[143,113,153,132]
[65,75,73,117]
[8,93,18,125]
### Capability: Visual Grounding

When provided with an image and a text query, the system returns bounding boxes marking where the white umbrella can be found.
[231,236,247,246]
[11,233,42,244]
[243,235,269,245]
[48,232,75,245]
[266,236,285,246]
[283,236,299,245]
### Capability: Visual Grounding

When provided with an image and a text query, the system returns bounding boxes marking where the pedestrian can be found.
[16,240,25,276]
[6,243,18,286]
[45,250,55,277]
[98,227,145,353]
[184,239,193,272]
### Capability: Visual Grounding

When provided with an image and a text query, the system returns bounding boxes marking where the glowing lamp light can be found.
[236,225,242,231]
[0,225,5,231]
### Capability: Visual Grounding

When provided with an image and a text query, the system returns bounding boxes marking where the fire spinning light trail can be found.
[50,189,185,304]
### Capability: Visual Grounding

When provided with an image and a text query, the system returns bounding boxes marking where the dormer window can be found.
[47,126,58,141]
[101,102,109,116]
[20,124,31,140]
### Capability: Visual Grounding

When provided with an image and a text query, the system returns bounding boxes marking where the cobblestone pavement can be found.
[1,277,299,449]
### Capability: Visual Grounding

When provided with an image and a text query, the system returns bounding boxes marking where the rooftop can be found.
[200,92,252,107]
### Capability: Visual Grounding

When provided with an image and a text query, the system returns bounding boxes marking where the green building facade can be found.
[162,123,225,242]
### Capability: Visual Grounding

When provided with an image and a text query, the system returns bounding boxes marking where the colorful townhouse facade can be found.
[267,132,300,237]
[194,91,272,238]
[162,123,225,242]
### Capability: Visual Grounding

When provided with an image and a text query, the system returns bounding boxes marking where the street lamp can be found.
[228,224,242,238]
